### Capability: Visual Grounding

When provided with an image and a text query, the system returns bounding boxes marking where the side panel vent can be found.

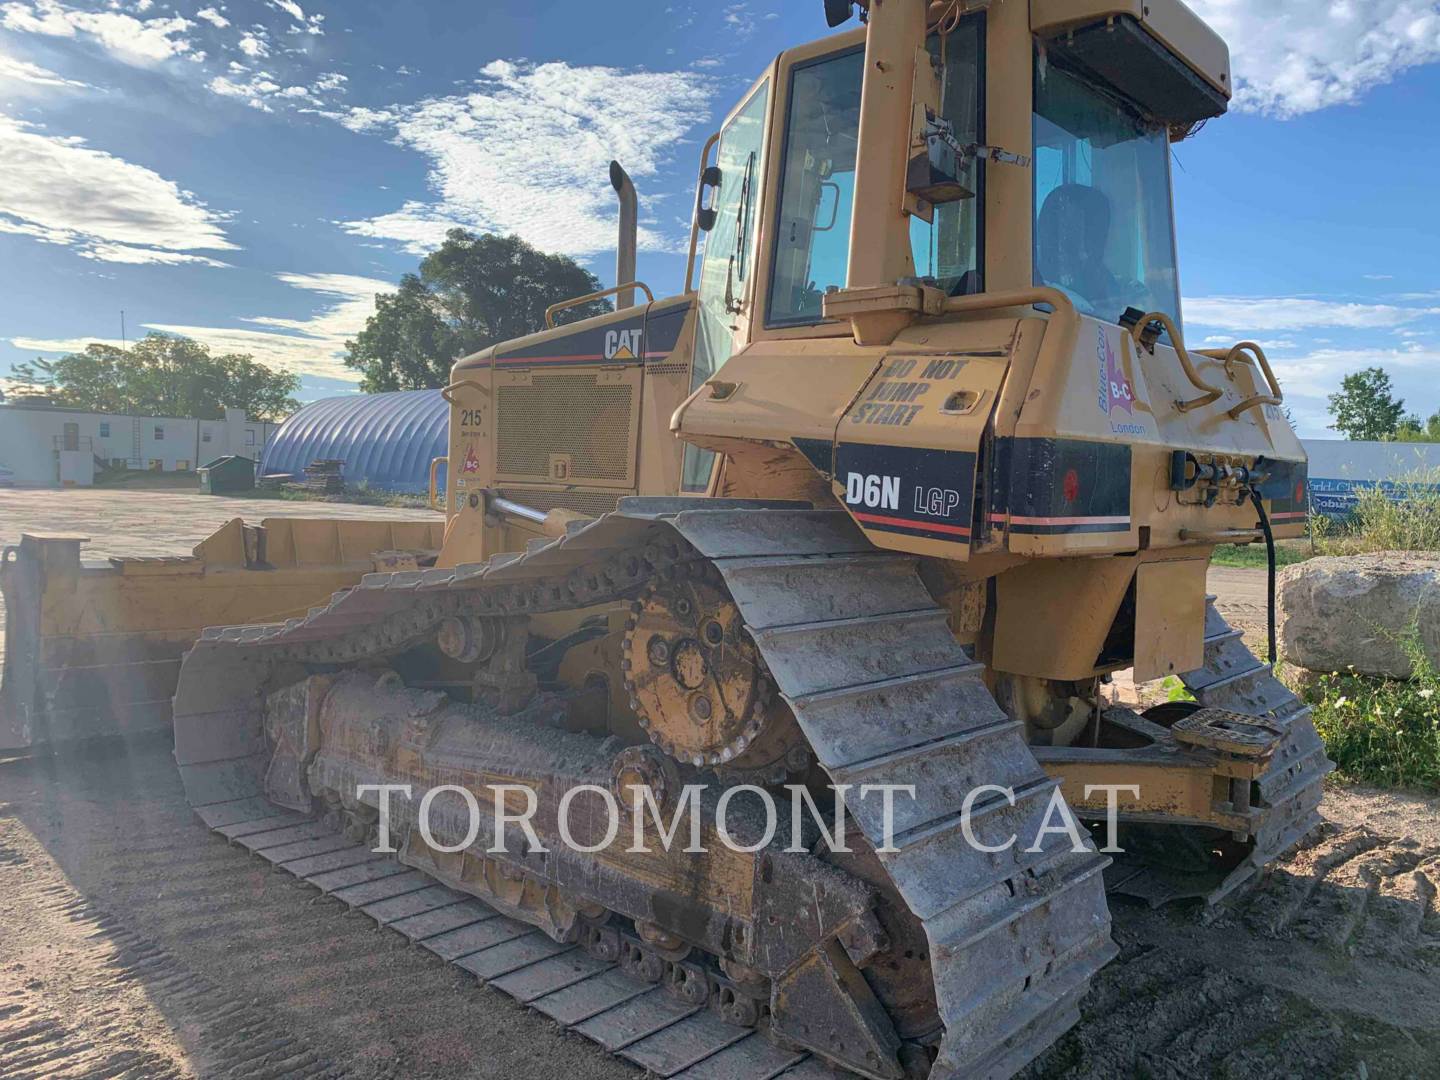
[495,369,641,489]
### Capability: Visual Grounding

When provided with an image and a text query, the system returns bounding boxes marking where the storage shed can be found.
[197,455,255,494]
[259,390,449,494]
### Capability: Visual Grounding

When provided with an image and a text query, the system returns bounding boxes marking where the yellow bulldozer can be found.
[2,2,1330,1076]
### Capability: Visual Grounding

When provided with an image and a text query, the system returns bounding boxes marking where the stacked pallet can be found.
[298,459,345,494]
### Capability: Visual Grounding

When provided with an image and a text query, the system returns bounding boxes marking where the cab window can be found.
[767,19,984,326]
[1033,63,1181,325]
[686,78,769,492]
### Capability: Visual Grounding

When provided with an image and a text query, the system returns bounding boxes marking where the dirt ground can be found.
[3,491,1437,1079]
[3,739,1436,1080]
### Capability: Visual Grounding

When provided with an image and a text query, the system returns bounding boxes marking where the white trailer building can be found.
[0,404,280,487]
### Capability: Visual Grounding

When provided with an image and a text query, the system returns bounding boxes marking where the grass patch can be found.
[1159,675,1195,703]
[1210,539,1312,569]
[1314,469,1440,555]
[1299,633,1440,793]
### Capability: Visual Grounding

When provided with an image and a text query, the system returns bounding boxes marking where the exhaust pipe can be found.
[609,160,637,310]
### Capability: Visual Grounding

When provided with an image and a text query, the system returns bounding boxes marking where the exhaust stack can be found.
[609,160,637,310]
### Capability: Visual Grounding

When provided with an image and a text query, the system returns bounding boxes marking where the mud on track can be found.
[2,735,1438,1079]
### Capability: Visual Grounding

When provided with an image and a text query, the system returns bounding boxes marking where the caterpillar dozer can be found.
[29,1,1338,1077]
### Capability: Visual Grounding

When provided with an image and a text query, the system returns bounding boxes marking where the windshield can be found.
[767,19,984,326]
[1033,63,1180,327]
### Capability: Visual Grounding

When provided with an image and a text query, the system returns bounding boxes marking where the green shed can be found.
[197,455,256,494]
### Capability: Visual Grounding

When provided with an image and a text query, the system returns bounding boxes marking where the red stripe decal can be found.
[1270,511,1308,520]
[1005,514,1131,526]
[853,511,971,537]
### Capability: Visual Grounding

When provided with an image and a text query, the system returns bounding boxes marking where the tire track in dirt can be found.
[0,835,338,1080]
[0,736,639,1080]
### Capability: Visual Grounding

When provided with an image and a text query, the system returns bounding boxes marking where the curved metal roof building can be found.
[260,389,448,493]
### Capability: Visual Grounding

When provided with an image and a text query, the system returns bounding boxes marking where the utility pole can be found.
[120,310,127,350]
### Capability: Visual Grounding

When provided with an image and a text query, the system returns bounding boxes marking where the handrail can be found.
[685,131,721,294]
[440,379,490,405]
[428,456,447,512]
[1196,341,1283,419]
[545,282,655,328]
[1129,310,1224,413]
[941,287,1079,439]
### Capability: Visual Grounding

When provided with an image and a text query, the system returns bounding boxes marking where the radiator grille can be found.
[496,373,636,485]
[499,488,622,518]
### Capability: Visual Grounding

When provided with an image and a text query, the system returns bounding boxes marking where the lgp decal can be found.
[1097,327,1134,416]
[604,328,643,361]
[462,443,480,473]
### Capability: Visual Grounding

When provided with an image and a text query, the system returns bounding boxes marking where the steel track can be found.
[168,503,1173,1078]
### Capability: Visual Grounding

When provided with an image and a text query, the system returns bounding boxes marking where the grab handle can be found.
[1129,311,1224,413]
[440,379,489,405]
[545,283,654,328]
[428,456,447,512]
[1197,341,1283,419]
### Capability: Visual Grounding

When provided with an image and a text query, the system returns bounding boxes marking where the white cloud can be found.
[1201,333,1297,350]
[332,104,393,131]
[237,29,268,58]
[1184,295,1440,331]
[145,272,392,380]
[10,274,387,381]
[194,6,228,28]
[1228,340,1440,435]
[1187,0,1440,117]
[209,70,280,109]
[80,241,228,266]
[0,115,235,264]
[0,49,90,87]
[210,67,343,110]
[9,335,126,352]
[0,0,194,66]
[268,0,303,21]
[338,59,710,257]
[722,2,754,37]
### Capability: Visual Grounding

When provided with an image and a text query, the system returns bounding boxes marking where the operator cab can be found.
[690,0,1229,360]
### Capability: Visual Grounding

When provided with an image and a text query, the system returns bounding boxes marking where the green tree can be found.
[1327,367,1406,441]
[1395,410,1440,442]
[7,334,299,420]
[344,230,610,392]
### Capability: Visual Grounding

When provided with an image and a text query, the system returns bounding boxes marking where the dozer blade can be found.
[0,517,442,750]
[171,501,1117,1080]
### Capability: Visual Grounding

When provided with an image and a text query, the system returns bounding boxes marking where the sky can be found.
[0,0,1437,436]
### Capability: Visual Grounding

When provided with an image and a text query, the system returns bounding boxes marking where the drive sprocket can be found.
[622,561,807,780]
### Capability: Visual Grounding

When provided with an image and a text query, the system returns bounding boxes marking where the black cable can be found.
[1248,489,1277,665]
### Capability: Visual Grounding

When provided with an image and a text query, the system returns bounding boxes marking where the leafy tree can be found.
[1394,410,1440,443]
[344,230,610,392]
[1327,367,1406,441]
[7,334,299,420]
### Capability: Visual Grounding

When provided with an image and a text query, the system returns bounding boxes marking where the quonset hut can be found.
[259,389,449,494]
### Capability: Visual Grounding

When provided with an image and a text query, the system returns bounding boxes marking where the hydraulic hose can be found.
[1248,489,1278,665]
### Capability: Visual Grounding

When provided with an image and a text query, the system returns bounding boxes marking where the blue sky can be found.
[0,0,1437,436]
